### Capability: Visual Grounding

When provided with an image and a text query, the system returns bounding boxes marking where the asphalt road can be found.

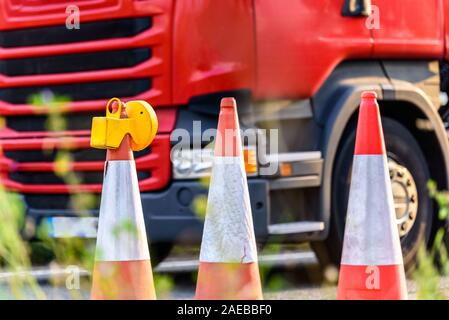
[1,250,448,300]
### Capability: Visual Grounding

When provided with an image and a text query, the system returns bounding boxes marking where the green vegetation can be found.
[412,180,449,299]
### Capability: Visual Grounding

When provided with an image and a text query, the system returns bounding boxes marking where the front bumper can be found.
[26,179,270,244]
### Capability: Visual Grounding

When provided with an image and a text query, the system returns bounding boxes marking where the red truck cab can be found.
[0,0,448,270]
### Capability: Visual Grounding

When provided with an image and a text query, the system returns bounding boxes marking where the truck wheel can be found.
[313,117,433,273]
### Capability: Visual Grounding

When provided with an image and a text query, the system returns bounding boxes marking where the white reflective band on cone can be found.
[341,155,403,266]
[200,156,258,263]
[95,160,150,261]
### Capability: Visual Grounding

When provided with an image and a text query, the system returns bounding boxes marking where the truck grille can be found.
[6,111,104,132]
[0,48,152,76]
[0,135,171,193]
[0,79,152,104]
[0,2,173,194]
[0,18,152,48]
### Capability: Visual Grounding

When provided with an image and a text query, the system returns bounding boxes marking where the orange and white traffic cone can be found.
[337,91,407,300]
[195,97,263,300]
[90,103,156,300]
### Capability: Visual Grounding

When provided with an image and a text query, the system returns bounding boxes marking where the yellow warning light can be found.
[90,97,158,152]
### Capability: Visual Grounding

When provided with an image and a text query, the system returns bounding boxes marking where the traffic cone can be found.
[91,104,156,300]
[337,91,407,300]
[195,97,263,300]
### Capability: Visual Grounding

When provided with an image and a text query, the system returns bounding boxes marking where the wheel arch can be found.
[318,83,449,239]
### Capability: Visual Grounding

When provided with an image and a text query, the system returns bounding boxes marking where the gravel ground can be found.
[1,248,449,300]
[2,277,449,300]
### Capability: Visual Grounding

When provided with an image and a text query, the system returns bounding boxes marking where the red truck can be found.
[0,0,448,271]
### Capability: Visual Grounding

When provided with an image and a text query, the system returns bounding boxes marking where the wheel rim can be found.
[388,158,418,238]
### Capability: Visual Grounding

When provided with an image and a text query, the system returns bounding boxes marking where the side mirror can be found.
[342,0,372,17]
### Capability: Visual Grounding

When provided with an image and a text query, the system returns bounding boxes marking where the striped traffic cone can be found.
[195,97,263,300]
[91,123,156,299]
[337,91,407,300]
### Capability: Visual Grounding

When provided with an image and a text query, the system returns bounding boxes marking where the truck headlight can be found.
[172,145,258,179]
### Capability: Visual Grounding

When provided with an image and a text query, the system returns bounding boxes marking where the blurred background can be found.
[1,0,449,299]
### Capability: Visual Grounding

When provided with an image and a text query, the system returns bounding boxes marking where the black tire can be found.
[312,117,433,272]
[150,242,174,266]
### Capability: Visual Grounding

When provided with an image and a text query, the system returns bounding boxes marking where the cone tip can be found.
[361,91,377,99]
[354,91,385,155]
[220,97,237,109]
